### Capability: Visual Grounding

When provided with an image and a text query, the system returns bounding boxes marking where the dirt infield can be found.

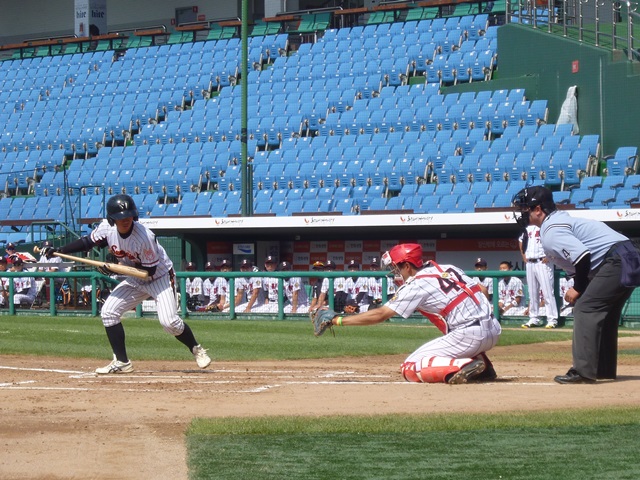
[1,335,639,480]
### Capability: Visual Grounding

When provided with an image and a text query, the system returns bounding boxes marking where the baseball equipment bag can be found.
[310,307,338,337]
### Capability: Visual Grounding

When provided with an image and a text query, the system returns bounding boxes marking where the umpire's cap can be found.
[106,194,139,226]
[513,186,556,213]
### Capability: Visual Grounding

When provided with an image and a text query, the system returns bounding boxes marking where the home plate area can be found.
[0,361,555,394]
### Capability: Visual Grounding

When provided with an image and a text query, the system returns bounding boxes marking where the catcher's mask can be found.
[106,194,139,226]
[512,186,556,228]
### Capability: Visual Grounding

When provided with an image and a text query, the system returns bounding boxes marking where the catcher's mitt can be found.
[310,307,338,337]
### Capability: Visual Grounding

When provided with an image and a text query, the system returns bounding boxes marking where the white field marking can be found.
[0,365,85,374]
[0,386,90,391]
[0,380,36,387]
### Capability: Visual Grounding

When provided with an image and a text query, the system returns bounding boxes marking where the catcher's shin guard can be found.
[401,357,479,383]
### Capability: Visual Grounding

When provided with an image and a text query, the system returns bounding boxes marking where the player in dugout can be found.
[312,243,501,384]
[41,194,211,374]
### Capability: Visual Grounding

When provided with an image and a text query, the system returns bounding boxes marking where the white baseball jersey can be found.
[263,276,279,302]
[471,275,494,295]
[520,225,558,322]
[386,261,494,333]
[38,255,66,271]
[234,277,249,297]
[559,277,575,316]
[203,277,229,305]
[284,276,308,304]
[186,276,204,297]
[91,220,171,282]
[12,276,36,304]
[498,276,526,315]
[235,276,266,312]
[320,276,347,294]
[283,276,310,314]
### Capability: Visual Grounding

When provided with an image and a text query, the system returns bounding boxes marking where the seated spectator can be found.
[280,261,310,314]
[200,260,231,311]
[9,257,37,307]
[559,276,575,317]
[497,261,526,316]
[308,261,325,312]
[236,260,267,313]
[317,260,348,312]
[471,257,493,301]
[185,261,205,311]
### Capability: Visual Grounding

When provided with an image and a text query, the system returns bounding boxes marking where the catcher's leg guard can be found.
[401,357,482,383]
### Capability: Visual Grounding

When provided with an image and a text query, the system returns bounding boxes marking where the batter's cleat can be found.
[545,322,558,329]
[521,320,543,329]
[192,345,211,369]
[95,359,133,375]
[447,359,486,385]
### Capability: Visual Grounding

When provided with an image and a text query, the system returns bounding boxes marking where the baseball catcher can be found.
[311,244,502,384]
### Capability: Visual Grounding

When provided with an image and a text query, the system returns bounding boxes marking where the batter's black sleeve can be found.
[59,235,99,254]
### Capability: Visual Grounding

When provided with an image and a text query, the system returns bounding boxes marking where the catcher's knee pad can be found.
[401,357,476,383]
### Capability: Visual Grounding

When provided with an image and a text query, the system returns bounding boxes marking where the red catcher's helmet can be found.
[387,244,423,269]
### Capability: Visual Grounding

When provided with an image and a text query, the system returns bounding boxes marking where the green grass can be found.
[1,316,638,479]
[0,315,575,361]
[187,408,640,480]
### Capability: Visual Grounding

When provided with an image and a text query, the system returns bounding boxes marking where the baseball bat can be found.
[33,247,149,279]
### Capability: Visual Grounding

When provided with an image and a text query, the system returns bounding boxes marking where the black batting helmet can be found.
[42,240,53,248]
[106,194,139,226]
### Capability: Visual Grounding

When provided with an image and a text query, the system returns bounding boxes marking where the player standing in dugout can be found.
[42,194,211,374]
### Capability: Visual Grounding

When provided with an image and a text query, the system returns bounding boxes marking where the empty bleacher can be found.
[1,8,639,241]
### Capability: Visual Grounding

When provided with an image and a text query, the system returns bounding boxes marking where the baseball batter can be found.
[313,244,501,384]
[519,225,559,328]
[42,194,211,374]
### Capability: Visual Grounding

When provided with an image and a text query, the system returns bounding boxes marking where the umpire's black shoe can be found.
[554,368,596,385]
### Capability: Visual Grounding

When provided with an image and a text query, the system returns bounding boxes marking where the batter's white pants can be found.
[101,276,185,336]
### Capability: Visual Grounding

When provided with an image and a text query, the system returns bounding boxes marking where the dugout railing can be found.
[3,269,640,329]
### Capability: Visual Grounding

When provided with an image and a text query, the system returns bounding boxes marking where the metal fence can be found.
[3,269,640,328]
